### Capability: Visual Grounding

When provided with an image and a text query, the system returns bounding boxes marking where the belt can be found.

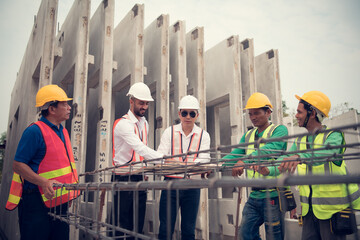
[251,187,276,192]
[112,174,144,182]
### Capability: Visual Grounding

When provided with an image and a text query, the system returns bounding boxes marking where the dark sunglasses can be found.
[181,110,197,118]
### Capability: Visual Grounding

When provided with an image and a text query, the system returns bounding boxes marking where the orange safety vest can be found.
[6,121,79,210]
[166,126,204,178]
[112,114,147,167]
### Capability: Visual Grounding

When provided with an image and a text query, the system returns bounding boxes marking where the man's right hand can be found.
[40,179,61,200]
[232,160,245,177]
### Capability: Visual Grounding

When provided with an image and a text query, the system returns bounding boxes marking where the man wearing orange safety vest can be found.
[278,91,360,240]
[111,82,163,239]
[157,95,210,240]
[6,85,79,240]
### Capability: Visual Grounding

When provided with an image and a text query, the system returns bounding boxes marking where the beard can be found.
[134,107,145,117]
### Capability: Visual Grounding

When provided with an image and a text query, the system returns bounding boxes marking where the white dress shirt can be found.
[113,110,163,166]
[157,123,211,164]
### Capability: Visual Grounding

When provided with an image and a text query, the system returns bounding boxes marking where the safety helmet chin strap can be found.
[300,100,315,128]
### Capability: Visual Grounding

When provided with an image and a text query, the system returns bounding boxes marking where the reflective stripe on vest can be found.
[112,114,147,167]
[166,126,203,178]
[36,121,79,208]
[296,129,360,219]
[5,172,23,210]
[245,124,278,183]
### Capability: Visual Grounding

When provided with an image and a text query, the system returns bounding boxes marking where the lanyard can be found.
[180,132,195,162]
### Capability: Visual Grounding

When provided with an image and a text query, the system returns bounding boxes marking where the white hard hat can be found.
[126,82,154,101]
[178,95,200,110]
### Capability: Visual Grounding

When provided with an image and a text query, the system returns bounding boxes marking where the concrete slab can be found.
[205,35,243,146]
[240,38,256,131]
[0,1,59,239]
[144,14,170,149]
[186,27,206,129]
[169,20,187,124]
[255,49,283,125]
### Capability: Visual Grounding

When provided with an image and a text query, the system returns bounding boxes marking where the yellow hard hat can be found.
[244,92,273,110]
[35,85,72,108]
[295,91,331,117]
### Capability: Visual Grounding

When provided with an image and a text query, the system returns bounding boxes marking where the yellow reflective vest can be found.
[296,129,360,219]
[245,124,278,179]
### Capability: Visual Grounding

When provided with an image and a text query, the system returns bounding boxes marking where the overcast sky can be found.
[0,0,359,133]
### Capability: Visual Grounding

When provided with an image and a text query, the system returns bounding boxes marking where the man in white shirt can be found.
[111,82,163,239]
[157,95,211,240]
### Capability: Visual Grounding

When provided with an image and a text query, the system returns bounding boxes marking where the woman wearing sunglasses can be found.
[157,95,210,240]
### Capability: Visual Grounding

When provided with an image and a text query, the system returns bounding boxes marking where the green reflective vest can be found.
[296,129,360,219]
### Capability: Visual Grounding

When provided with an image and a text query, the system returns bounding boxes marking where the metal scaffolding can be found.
[46,123,360,239]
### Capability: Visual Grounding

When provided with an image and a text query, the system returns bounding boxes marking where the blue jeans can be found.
[158,181,200,240]
[239,196,284,240]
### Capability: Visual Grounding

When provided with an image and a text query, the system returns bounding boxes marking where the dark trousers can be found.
[158,178,201,240]
[302,209,346,240]
[110,174,147,240]
[18,190,69,240]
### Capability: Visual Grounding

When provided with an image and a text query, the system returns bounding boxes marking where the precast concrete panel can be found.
[112,4,145,123]
[0,1,59,239]
[112,4,144,90]
[255,49,283,125]
[240,38,256,131]
[52,0,91,176]
[323,110,360,174]
[186,27,206,129]
[87,0,115,183]
[186,26,209,240]
[169,20,187,124]
[205,36,243,146]
[144,14,170,149]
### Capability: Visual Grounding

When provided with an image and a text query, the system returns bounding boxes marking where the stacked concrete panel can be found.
[52,0,91,177]
[0,1,59,239]
[185,26,209,240]
[240,38,257,131]
[186,27,206,129]
[0,1,292,239]
[112,4,145,120]
[142,14,170,238]
[205,35,243,147]
[169,20,187,124]
[144,14,170,149]
[255,49,283,125]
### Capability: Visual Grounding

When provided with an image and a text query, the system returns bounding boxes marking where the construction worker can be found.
[111,82,163,239]
[223,92,288,240]
[6,85,79,240]
[157,95,210,240]
[278,91,360,240]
